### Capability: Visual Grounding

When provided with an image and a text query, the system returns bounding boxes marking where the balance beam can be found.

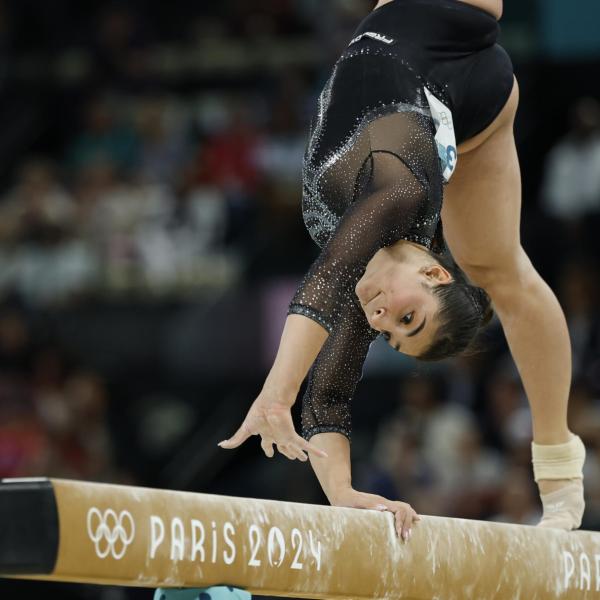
[1,478,599,599]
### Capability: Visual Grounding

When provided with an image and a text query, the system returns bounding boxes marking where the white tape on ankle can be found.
[538,479,584,530]
[531,434,586,482]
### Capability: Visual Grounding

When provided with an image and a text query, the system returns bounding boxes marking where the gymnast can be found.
[219,0,586,540]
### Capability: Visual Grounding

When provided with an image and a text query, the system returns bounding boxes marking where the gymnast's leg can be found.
[441,77,584,529]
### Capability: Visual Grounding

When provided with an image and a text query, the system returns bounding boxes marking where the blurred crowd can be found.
[0,6,600,591]
[0,88,307,302]
[0,306,118,480]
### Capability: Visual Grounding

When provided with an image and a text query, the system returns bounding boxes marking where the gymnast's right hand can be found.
[217,395,328,461]
[331,488,420,541]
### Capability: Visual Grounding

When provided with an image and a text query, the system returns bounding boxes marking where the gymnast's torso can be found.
[288,0,514,440]
[301,0,512,252]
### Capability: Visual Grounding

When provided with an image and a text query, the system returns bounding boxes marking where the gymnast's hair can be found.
[417,251,494,362]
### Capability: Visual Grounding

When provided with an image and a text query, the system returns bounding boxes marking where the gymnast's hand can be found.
[331,488,420,541]
[218,394,328,461]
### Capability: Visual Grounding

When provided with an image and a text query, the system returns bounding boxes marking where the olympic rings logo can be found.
[86,507,136,560]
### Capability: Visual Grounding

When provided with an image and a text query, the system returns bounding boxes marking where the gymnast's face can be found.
[355,244,452,356]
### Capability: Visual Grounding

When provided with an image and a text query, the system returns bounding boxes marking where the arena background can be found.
[0,0,599,598]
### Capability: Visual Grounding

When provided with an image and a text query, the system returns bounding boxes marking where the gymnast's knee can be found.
[457,247,536,299]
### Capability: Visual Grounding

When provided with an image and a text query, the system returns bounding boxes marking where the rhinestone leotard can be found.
[289,0,513,441]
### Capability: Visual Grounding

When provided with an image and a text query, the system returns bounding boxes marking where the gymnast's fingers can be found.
[218,423,253,449]
[285,444,306,461]
[288,443,308,462]
[276,443,297,461]
[392,506,410,540]
[261,438,275,458]
[392,509,403,538]
[400,507,415,541]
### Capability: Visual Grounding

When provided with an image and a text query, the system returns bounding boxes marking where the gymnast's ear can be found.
[421,263,453,284]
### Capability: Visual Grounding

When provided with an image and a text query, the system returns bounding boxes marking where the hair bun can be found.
[480,302,494,326]
[466,285,493,327]
[474,286,494,326]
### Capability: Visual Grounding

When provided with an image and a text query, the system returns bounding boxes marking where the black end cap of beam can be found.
[0,478,58,574]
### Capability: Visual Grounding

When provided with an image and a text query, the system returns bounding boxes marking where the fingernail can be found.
[408,528,412,539]
[375,504,387,511]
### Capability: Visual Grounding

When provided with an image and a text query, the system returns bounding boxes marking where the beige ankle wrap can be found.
[531,434,586,482]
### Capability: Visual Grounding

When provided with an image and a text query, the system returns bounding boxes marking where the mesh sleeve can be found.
[301,299,378,440]
[290,148,433,332]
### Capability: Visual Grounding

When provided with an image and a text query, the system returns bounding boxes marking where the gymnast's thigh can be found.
[440,77,523,283]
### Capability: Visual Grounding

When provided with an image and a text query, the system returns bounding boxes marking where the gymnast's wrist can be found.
[327,484,355,507]
[259,379,298,407]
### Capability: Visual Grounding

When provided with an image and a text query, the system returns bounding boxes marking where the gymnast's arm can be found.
[302,304,421,538]
[310,431,420,540]
[261,314,328,403]
[300,299,377,498]
[302,307,420,538]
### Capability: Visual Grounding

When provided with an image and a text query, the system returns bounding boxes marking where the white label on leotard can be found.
[424,87,457,182]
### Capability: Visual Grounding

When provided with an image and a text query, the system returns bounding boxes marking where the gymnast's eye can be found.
[401,312,414,325]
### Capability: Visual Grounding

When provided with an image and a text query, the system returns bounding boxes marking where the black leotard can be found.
[288,0,514,441]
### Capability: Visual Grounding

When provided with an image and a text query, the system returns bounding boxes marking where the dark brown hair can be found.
[417,251,494,362]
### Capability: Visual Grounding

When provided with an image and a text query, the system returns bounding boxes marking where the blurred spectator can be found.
[490,466,541,525]
[482,359,531,452]
[0,308,48,477]
[255,72,307,191]
[0,159,75,244]
[0,308,34,377]
[556,259,600,389]
[195,105,261,195]
[541,96,600,220]
[394,375,480,492]
[0,306,121,482]
[34,369,115,480]
[67,96,140,173]
[0,412,49,478]
[0,160,97,304]
[134,96,192,184]
[445,426,504,519]
[91,5,153,88]
[359,418,439,512]
[568,382,600,450]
